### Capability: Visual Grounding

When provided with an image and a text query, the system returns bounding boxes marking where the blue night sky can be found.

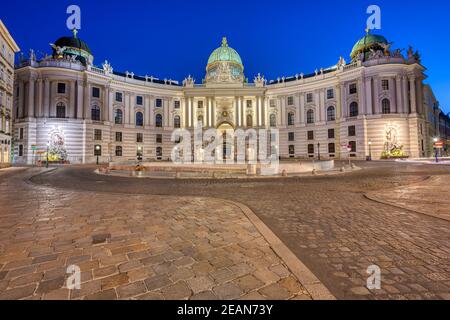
[2,0,449,112]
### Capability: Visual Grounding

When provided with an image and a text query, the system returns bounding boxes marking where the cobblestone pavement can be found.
[28,162,450,300]
[0,168,310,300]
[367,175,450,221]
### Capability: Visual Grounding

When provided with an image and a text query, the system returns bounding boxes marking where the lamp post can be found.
[368,140,372,161]
[317,142,321,161]
[95,145,101,165]
[46,141,49,168]
[433,137,439,163]
[137,146,143,165]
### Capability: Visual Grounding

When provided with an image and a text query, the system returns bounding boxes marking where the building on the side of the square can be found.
[13,30,437,164]
[0,20,20,166]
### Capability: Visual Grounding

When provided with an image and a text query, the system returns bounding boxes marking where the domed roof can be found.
[54,33,92,55]
[207,37,243,67]
[350,33,388,59]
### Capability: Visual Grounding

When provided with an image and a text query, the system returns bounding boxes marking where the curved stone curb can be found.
[364,175,450,222]
[224,200,336,300]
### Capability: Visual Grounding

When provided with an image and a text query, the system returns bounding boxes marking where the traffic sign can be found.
[434,141,444,149]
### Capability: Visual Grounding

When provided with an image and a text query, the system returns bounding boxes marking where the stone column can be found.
[373,77,380,114]
[18,81,24,119]
[409,76,417,114]
[358,79,365,115]
[102,85,109,122]
[36,79,43,118]
[212,98,216,127]
[280,97,286,126]
[27,77,35,118]
[70,81,76,119]
[416,79,423,115]
[108,90,114,123]
[150,96,155,126]
[319,90,325,122]
[396,76,402,114]
[340,85,346,119]
[299,93,305,124]
[76,80,84,119]
[365,78,372,115]
[261,96,266,127]
[144,95,150,126]
[255,97,260,128]
[43,79,50,118]
[402,76,409,113]
[124,93,131,125]
[83,82,90,119]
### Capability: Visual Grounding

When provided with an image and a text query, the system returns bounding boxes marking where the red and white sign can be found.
[434,141,444,149]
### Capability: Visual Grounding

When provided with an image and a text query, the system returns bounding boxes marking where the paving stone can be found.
[190,290,217,300]
[144,275,172,291]
[186,276,215,294]
[84,288,117,300]
[101,274,129,290]
[234,275,264,292]
[160,281,192,300]
[0,284,36,300]
[36,277,65,294]
[258,283,291,300]
[213,283,243,300]
[117,281,147,299]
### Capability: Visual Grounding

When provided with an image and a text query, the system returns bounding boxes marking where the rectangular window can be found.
[308,144,315,154]
[156,134,163,144]
[382,80,389,91]
[115,132,122,142]
[307,131,314,140]
[327,89,334,99]
[288,132,295,142]
[328,143,336,154]
[115,92,123,102]
[349,83,357,95]
[306,93,313,103]
[19,144,23,157]
[289,145,295,157]
[349,141,357,153]
[174,101,180,109]
[19,128,24,140]
[57,83,66,94]
[198,101,204,109]
[348,125,356,137]
[92,87,100,98]
[247,100,252,108]
[115,146,122,157]
[136,96,143,106]
[94,129,102,141]
[287,96,294,106]
[270,100,276,108]
[137,133,143,143]
[156,99,163,108]
[328,129,335,139]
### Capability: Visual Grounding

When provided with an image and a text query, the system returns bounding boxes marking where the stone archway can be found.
[217,122,235,161]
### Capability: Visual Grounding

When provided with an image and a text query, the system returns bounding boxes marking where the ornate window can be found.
[327,106,336,121]
[246,115,253,127]
[382,80,389,91]
[174,116,181,128]
[306,93,313,103]
[270,114,276,127]
[136,96,143,106]
[115,146,122,157]
[327,89,334,99]
[306,109,315,124]
[56,103,66,118]
[91,105,101,121]
[156,114,163,128]
[288,112,295,126]
[155,99,163,108]
[136,112,144,127]
[287,96,294,106]
[382,99,391,114]
[114,109,123,125]
[349,102,359,117]
[349,83,357,95]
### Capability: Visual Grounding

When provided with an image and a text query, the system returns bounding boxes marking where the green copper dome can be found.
[350,33,388,59]
[207,37,243,67]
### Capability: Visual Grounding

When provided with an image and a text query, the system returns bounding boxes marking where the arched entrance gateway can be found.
[216,122,235,161]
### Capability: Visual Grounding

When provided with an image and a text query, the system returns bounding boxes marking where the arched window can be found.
[247,115,253,127]
[349,102,359,117]
[115,146,122,157]
[135,112,144,127]
[174,116,181,129]
[114,109,123,125]
[270,114,276,127]
[56,102,66,118]
[91,105,101,121]
[288,112,295,126]
[382,99,391,114]
[327,106,336,122]
[156,114,163,128]
[306,109,315,124]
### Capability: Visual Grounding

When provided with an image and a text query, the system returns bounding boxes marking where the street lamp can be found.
[368,140,372,161]
[95,145,101,165]
[137,146,143,164]
[433,137,439,163]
